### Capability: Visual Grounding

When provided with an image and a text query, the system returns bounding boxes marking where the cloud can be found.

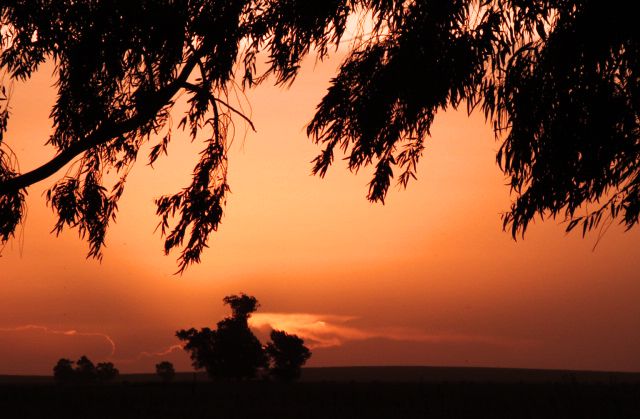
[250,313,536,349]
[0,323,191,370]
[136,344,184,360]
[0,324,117,357]
[250,313,365,348]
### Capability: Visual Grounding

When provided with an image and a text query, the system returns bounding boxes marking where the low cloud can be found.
[136,344,184,360]
[250,313,536,349]
[250,313,366,348]
[0,324,116,357]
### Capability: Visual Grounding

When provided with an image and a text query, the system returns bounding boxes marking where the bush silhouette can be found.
[155,361,176,383]
[266,330,311,382]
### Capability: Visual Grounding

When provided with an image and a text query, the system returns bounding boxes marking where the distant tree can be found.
[75,355,97,383]
[155,361,176,383]
[53,358,75,384]
[265,330,311,382]
[53,356,118,384]
[96,362,119,382]
[2,1,637,271]
[177,293,267,380]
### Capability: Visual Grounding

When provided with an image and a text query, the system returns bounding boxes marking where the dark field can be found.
[1,367,639,419]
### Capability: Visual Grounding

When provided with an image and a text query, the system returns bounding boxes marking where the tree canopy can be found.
[0,1,637,271]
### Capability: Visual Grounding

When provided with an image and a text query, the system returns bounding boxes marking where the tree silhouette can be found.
[52,356,119,384]
[176,293,267,380]
[75,355,97,383]
[155,361,176,383]
[96,362,119,382]
[265,330,311,382]
[1,1,637,270]
[53,358,75,384]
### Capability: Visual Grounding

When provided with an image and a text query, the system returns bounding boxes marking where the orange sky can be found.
[1,52,639,375]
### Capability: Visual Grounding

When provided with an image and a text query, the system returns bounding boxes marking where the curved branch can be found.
[0,48,203,195]
[181,81,256,131]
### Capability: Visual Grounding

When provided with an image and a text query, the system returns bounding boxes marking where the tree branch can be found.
[0,48,204,195]
[181,81,256,132]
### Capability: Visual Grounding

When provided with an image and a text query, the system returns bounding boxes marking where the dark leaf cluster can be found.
[0,82,23,243]
[489,1,640,237]
[308,0,499,202]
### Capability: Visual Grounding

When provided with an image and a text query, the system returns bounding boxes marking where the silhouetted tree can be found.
[53,356,118,384]
[53,358,75,384]
[75,355,97,383]
[177,293,267,380]
[155,361,176,383]
[265,330,311,382]
[1,1,637,270]
[96,362,119,382]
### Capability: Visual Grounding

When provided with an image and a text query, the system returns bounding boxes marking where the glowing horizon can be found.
[1,52,639,375]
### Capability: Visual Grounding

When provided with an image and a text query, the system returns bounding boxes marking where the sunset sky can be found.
[1,50,639,375]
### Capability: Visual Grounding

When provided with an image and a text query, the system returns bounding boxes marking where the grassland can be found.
[1,367,638,418]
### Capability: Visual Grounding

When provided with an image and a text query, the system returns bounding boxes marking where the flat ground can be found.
[1,367,639,418]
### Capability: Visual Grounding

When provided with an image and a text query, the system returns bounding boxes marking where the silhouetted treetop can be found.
[1,1,637,270]
[223,293,259,320]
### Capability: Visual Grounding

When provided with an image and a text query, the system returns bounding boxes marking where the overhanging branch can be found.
[0,48,203,195]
